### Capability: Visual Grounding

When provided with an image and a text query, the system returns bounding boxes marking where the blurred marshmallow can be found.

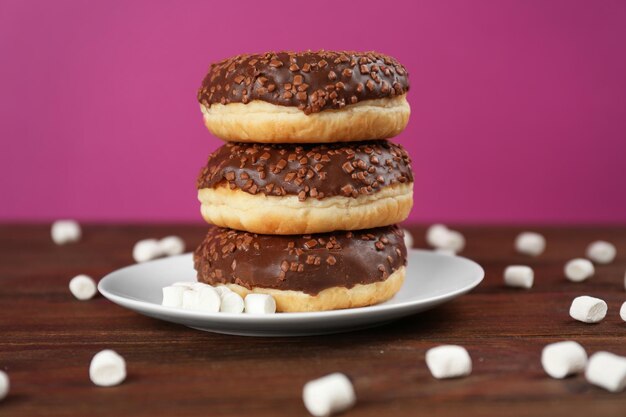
[162,286,185,307]
[426,345,472,379]
[514,232,546,256]
[0,370,9,401]
[504,265,534,289]
[302,373,355,417]
[426,224,449,247]
[402,228,413,249]
[89,350,126,387]
[569,296,607,323]
[245,294,276,314]
[620,301,626,322]
[132,239,161,263]
[541,341,587,379]
[51,220,81,245]
[585,352,626,392]
[159,236,185,257]
[69,274,98,300]
[586,241,616,264]
[220,291,244,313]
[564,258,595,282]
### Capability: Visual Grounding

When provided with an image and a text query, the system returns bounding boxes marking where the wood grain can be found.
[1,225,625,416]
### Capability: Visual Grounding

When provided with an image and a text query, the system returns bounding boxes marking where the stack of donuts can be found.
[194,50,414,312]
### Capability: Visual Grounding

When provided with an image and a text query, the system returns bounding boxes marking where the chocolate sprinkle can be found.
[197,140,413,200]
[198,50,409,114]
[193,225,407,295]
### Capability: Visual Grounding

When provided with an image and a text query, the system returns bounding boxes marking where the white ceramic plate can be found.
[98,250,484,337]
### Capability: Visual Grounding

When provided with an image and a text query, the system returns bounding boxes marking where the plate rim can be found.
[97,249,484,323]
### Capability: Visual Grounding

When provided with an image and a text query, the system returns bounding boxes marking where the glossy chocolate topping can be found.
[194,225,407,295]
[197,50,409,114]
[197,141,412,201]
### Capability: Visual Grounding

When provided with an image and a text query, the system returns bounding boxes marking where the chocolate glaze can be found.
[197,141,412,201]
[194,225,406,295]
[198,50,409,114]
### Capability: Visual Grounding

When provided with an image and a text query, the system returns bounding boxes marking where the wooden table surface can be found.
[1,224,625,416]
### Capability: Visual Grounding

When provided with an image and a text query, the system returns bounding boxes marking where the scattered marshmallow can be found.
[220,291,245,313]
[569,296,607,323]
[620,301,626,322]
[245,293,276,314]
[51,220,81,245]
[426,224,465,253]
[159,235,185,256]
[541,341,587,379]
[69,274,98,300]
[89,350,126,387]
[0,370,9,401]
[132,239,161,263]
[504,265,534,289]
[302,373,355,417]
[514,232,546,256]
[586,241,616,264]
[162,286,185,307]
[402,228,414,249]
[564,258,595,282]
[585,351,626,392]
[425,345,472,379]
[426,224,449,247]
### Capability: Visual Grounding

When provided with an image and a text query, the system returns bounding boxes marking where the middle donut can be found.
[196,140,414,235]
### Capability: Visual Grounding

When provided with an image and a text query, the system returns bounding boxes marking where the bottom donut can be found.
[194,225,407,312]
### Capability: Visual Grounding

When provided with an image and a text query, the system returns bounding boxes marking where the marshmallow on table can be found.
[159,236,185,257]
[620,301,626,322]
[504,265,534,289]
[69,274,98,300]
[569,296,607,323]
[586,241,616,264]
[514,232,546,256]
[402,228,414,249]
[51,220,81,245]
[302,373,355,417]
[426,224,449,248]
[162,286,186,307]
[425,345,472,379]
[541,341,587,379]
[0,370,9,401]
[245,293,276,314]
[426,224,466,253]
[132,239,161,263]
[564,258,595,282]
[89,350,126,387]
[585,352,626,393]
[220,291,244,313]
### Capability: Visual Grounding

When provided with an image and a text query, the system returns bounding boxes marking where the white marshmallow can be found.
[214,285,232,297]
[159,235,185,256]
[569,296,607,323]
[171,281,196,289]
[426,224,449,247]
[182,289,201,310]
[69,274,98,300]
[302,373,355,417]
[586,241,616,264]
[585,351,626,392]
[0,370,9,401]
[504,265,534,289]
[51,220,81,245]
[196,286,221,313]
[514,232,546,256]
[220,291,245,313]
[435,248,455,256]
[245,293,276,314]
[564,258,595,282]
[89,349,126,387]
[541,341,587,379]
[620,301,626,322]
[132,239,162,263]
[161,286,185,307]
[402,228,413,249]
[426,345,472,379]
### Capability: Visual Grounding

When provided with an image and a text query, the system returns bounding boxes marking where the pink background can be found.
[1,0,625,224]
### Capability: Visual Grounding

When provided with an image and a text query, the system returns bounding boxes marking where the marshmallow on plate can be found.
[51,220,82,245]
[585,351,626,393]
[504,265,534,289]
[425,345,472,379]
[586,241,616,264]
[569,296,607,323]
[0,370,9,401]
[181,285,221,312]
[220,291,245,313]
[89,350,126,387]
[564,258,595,282]
[69,274,98,300]
[514,232,545,256]
[245,294,276,314]
[541,341,587,379]
[302,373,355,417]
[162,286,186,307]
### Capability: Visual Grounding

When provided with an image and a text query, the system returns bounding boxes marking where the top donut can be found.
[197,50,410,143]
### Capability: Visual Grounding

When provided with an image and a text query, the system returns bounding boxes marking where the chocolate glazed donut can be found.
[194,225,407,312]
[197,50,410,143]
[196,140,414,234]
